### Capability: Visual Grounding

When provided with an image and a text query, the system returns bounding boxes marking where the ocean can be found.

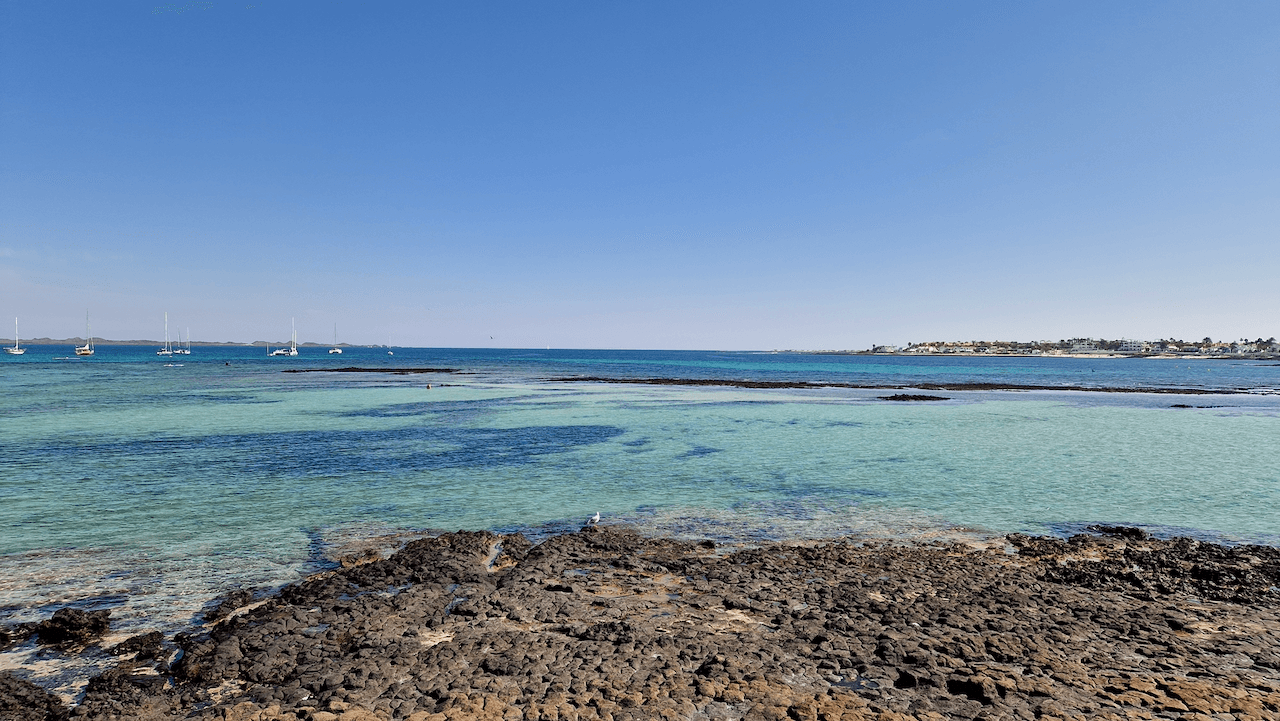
[2,346,1279,694]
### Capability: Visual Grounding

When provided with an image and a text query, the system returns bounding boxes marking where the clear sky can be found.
[2,1,1277,349]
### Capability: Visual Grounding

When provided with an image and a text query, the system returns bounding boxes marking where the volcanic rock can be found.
[0,673,69,721]
[34,608,110,646]
[9,527,1280,720]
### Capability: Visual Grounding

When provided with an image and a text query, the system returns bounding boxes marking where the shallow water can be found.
[2,347,1279,694]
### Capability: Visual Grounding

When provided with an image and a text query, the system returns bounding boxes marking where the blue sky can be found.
[2,1,1277,348]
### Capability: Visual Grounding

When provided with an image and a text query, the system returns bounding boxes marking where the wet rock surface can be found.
[0,623,36,651]
[5,526,1280,720]
[282,368,459,375]
[877,395,950,402]
[550,377,1237,395]
[34,609,111,646]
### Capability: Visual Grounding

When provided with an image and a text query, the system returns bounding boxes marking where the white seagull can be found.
[587,512,601,525]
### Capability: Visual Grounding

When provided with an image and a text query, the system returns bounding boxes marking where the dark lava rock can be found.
[34,608,110,645]
[1086,524,1149,539]
[879,393,950,401]
[282,366,459,374]
[30,527,1280,720]
[576,620,636,644]
[109,631,165,659]
[0,673,69,721]
[1013,532,1280,603]
[203,588,257,623]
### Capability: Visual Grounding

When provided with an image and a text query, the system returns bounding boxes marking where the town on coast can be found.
[796,336,1280,358]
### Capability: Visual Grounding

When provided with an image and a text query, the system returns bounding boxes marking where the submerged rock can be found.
[0,623,36,651]
[1085,523,1149,539]
[203,588,259,623]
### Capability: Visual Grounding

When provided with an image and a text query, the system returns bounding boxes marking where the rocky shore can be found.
[4,526,1280,721]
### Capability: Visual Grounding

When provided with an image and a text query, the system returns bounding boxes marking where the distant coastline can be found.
[787,336,1280,360]
[6,339,1279,360]
[794,350,1280,360]
[1,339,372,348]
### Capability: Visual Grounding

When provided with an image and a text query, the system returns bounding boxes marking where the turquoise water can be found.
[2,347,1279,676]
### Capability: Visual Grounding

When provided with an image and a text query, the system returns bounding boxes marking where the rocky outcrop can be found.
[877,394,950,402]
[1008,530,1280,603]
[34,608,111,646]
[7,526,1280,720]
[0,673,69,721]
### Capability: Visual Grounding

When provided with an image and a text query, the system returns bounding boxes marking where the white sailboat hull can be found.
[76,312,94,355]
[270,318,299,356]
[158,312,173,355]
[7,318,23,354]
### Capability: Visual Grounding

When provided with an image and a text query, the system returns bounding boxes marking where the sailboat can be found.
[329,323,342,354]
[5,318,24,355]
[157,312,173,356]
[74,312,94,356]
[269,318,299,356]
[174,327,191,355]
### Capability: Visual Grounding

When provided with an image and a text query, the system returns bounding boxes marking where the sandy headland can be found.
[3,526,1280,720]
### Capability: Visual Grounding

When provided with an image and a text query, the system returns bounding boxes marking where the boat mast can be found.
[5,317,23,354]
[75,311,94,355]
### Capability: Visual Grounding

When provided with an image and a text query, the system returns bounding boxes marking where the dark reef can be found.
[549,376,1240,395]
[282,368,459,375]
[877,395,950,402]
